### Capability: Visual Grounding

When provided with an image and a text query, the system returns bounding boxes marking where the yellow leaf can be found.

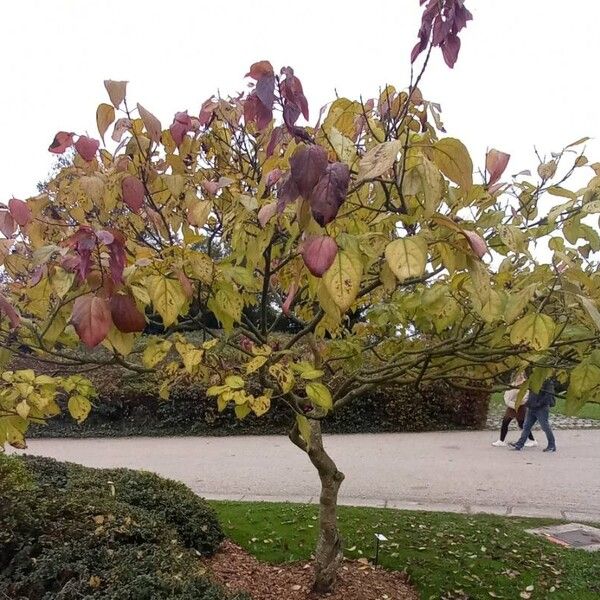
[146,276,187,327]
[187,252,214,283]
[217,395,228,412]
[159,380,170,401]
[323,251,362,312]
[50,267,74,298]
[251,344,272,356]
[327,127,357,163]
[431,138,473,190]
[104,80,128,108]
[246,355,268,374]
[202,339,219,350]
[357,140,402,182]
[96,103,115,144]
[175,341,204,373]
[250,394,271,417]
[385,236,427,282]
[137,103,162,144]
[305,382,333,411]
[15,400,30,419]
[79,175,106,204]
[208,287,242,333]
[187,196,212,228]
[103,327,135,356]
[269,363,295,393]
[68,394,91,424]
[142,340,172,368]
[235,404,251,419]
[510,313,556,351]
[225,375,245,389]
[296,414,312,449]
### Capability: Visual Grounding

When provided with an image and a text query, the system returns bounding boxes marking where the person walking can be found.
[492,373,537,448]
[510,377,557,452]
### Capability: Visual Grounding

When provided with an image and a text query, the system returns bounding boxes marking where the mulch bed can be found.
[202,540,418,600]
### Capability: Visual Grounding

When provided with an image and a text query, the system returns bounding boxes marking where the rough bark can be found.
[289,419,345,594]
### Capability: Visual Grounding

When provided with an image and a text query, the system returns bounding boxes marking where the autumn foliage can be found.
[1,1,600,590]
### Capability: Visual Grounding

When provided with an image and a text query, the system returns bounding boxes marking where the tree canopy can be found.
[2,1,600,592]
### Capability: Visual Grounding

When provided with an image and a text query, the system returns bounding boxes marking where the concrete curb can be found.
[201,492,600,524]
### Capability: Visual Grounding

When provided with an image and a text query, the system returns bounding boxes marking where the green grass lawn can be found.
[489,392,600,421]
[212,501,600,600]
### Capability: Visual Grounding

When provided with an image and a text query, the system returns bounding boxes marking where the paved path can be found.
[12,430,600,523]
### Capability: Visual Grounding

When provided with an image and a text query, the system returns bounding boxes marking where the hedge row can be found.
[0,454,248,599]
[29,371,490,438]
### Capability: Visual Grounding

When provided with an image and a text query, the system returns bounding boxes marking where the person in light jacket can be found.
[510,378,557,452]
[492,373,536,447]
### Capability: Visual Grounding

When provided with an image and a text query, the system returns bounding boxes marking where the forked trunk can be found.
[289,419,345,594]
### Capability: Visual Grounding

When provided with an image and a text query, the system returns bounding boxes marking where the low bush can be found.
[0,455,246,600]
[29,375,490,438]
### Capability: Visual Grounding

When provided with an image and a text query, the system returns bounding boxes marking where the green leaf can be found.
[431,138,473,190]
[566,362,600,415]
[323,251,362,312]
[509,313,556,351]
[305,382,333,411]
[402,155,443,216]
[504,287,535,324]
[385,236,427,282]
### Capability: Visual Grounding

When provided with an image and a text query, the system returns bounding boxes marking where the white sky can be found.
[1,0,599,201]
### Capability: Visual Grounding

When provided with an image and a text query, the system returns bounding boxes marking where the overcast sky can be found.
[1,0,599,201]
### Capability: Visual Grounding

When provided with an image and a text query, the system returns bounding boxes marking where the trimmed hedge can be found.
[0,454,247,600]
[29,373,490,438]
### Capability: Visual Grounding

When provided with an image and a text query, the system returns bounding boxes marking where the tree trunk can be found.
[289,419,345,594]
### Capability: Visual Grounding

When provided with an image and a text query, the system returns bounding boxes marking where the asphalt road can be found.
[11,429,600,522]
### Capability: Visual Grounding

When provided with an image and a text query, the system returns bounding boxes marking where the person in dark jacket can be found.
[510,378,557,452]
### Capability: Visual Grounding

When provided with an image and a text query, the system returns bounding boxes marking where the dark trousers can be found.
[514,406,556,449]
[500,406,535,442]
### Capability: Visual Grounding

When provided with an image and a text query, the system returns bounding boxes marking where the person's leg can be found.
[511,408,537,449]
[516,406,536,442]
[499,416,511,441]
[536,406,556,451]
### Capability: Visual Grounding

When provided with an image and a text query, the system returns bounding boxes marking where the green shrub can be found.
[29,377,490,438]
[0,455,243,600]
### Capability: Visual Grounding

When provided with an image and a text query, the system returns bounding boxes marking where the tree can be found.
[1,0,600,592]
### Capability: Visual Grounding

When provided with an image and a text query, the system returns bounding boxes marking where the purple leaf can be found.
[309,162,350,226]
[301,235,338,277]
[258,202,278,227]
[244,93,273,130]
[48,131,74,154]
[74,136,100,162]
[246,60,274,80]
[289,144,328,199]
[441,33,461,68]
[256,75,276,110]
[277,174,300,212]
[169,111,192,146]
[486,149,511,186]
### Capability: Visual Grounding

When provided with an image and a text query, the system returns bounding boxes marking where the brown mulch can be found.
[201,540,418,600]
